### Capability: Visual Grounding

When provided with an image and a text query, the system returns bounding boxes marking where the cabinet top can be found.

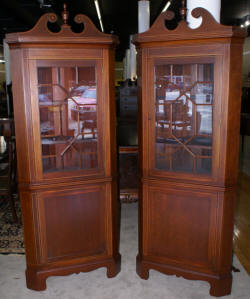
[133,8,246,47]
[5,12,118,46]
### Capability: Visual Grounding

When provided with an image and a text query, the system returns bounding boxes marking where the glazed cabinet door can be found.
[29,58,105,180]
[147,54,223,184]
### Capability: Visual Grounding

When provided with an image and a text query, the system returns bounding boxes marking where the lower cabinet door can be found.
[146,185,214,268]
[39,185,108,262]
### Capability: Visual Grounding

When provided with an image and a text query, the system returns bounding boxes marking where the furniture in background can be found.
[119,146,138,202]
[117,80,138,147]
[0,118,14,139]
[241,87,250,114]
[240,87,250,150]
[6,7,121,291]
[240,113,250,151]
[117,80,139,202]
[133,7,246,297]
[119,80,137,118]
[0,118,17,222]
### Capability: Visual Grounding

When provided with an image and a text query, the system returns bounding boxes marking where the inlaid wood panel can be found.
[146,186,213,266]
[41,186,107,261]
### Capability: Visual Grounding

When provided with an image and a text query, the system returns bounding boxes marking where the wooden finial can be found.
[62,3,69,25]
[180,0,187,21]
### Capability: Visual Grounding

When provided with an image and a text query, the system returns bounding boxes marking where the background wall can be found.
[243,37,250,87]
[0,45,5,91]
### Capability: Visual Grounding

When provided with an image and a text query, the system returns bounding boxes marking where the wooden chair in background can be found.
[0,118,18,223]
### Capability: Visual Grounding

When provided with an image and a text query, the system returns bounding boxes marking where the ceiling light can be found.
[37,0,52,8]
[94,0,104,32]
[162,1,171,13]
[0,59,5,63]
[242,15,250,27]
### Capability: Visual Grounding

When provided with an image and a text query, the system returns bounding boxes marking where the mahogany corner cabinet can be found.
[132,8,246,297]
[5,9,121,290]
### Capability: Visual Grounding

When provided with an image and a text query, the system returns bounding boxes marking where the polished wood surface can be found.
[234,172,250,274]
[133,7,245,45]
[133,8,246,297]
[6,9,120,291]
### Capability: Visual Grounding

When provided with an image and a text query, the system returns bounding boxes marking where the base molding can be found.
[26,255,121,291]
[136,256,232,297]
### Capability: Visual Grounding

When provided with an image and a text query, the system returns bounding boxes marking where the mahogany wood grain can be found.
[133,8,246,297]
[6,10,120,290]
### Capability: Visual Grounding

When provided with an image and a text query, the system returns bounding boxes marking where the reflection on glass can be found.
[155,62,213,174]
[37,62,98,173]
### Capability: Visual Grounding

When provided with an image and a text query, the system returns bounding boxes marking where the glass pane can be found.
[37,61,99,174]
[154,62,213,175]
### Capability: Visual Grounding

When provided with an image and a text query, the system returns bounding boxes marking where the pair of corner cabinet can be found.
[6,7,245,297]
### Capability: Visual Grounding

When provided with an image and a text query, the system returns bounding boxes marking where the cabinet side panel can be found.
[217,190,235,272]
[104,48,117,176]
[20,192,40,265]
[225,41,244,186]
[10,48,32,183]
[105,48,120,257]
[137,48,143,259]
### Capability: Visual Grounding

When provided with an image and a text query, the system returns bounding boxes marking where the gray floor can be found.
[0,203,250,299]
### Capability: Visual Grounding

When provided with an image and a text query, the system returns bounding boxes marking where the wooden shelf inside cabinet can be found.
[133,7,246,297]
[5,7,120,291]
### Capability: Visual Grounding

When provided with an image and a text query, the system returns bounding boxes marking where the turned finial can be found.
[180,0,187,21]
[62,3,69,25]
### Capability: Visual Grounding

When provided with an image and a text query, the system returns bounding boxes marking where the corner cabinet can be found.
[133,8,246,297]
[6,12,121,290]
